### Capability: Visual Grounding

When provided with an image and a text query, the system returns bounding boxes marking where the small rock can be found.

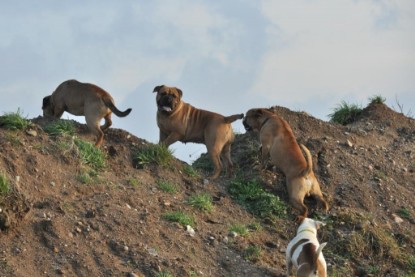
[148,248,157,256]
[50,181,56,187]
[228,231,238,238]
[75,227,82,233]
[186,225,195,237]
[126,204,132,209]
[26,130,37,137]
[203,179,210,185]
[392,213,404,224]
[127,273,139,277]
[346,139,353,147]
[123,245,129,252]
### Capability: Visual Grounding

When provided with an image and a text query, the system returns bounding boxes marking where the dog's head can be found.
[243,108,270,132]
[153,85,183,114]
[297,216,326,234]
[42,96,54,117]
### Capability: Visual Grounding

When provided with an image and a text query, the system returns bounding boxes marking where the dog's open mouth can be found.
[242,120,252,131]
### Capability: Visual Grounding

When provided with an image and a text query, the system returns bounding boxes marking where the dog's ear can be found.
[254,109,263,118]
[153,85,164,93]
[42,96,51,109]
[176,88,183,98]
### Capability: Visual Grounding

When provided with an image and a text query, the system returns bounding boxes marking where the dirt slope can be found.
[0,103,414,277]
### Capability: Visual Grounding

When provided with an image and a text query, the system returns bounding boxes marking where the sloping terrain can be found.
[0,103,414,277]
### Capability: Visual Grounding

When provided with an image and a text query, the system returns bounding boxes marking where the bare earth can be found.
[0,103,414,277]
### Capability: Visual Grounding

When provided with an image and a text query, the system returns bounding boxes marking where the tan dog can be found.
[243,108,328,217]
[42,79,132,147]
[286,217,327,277]
[153,85,243,179]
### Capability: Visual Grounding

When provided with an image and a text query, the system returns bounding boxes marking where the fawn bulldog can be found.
[243,108,329,218]
[42,79,132,147]
[153,85,243,179]
[286,217,327,277]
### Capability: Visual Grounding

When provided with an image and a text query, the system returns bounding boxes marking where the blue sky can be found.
[1,1,414,163]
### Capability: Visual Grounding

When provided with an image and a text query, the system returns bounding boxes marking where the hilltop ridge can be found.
[0,103,414,276]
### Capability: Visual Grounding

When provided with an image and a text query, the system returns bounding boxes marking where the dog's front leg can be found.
[160,132,181,147]
[260,144,271,168]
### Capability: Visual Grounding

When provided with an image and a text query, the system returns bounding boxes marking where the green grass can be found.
[229,224,249,236]
[192,153,214,172]
[163,211,194,227]
[407,255,415,271]
[0,172,11,195]
[44,120,75,137]
[133,144,174,168]
[187,193,213,212]
[182,164,200,178]
[228,178,287,219]
[74,139,106,170]
[127,178,139,187]
[77,170,98,184]
[368,94,386,105]
[157,181,177,194]
[243,245,262,262]
[328,101,363,125]
[397,207,411,219]
[0,108,31,130]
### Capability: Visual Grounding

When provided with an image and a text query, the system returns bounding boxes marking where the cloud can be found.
[251,0,415,105]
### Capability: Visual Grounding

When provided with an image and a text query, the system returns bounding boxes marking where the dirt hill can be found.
[0,103,414,277]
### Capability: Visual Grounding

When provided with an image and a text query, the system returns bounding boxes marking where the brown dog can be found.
[243,108,328,217]
[153,85,243,179]
[42,79,132,147]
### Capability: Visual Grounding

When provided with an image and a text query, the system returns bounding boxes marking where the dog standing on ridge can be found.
[42,79,132,147]
[153,85,243,179]
[243,108,329,218]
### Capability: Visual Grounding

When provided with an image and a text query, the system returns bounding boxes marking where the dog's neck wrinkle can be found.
[260,117,271,130]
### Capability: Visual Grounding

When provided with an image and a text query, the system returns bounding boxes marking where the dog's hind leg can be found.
[86,117,105,147]
[208,145,223,180]
[101,113,112,131]
[288,178,309,218]
[220,142,234,177]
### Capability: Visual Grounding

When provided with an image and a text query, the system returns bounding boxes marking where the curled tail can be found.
[103,97,132,117]
[224,113,244,124]
[300,144,313,177]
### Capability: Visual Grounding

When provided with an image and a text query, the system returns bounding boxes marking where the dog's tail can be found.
[103,97,132,117]
[300,144,313,177]
[224,113,244,124]
[313,242,327,265]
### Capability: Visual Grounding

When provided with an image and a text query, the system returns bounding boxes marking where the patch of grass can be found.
[247,222,262,232]
[0,108,31,130]
[44,120,75,137]
[228,178,287,219]
[407,255,415,271]
[397,207,411,219]
[187,193,213,213]
[368,94,386,105]
[157,181,177,194]
[329,265,351,277]
[182,164,200,178]
[77,170,98,184]
[374,170,387,181]
[0,172,11,195]
[328,101,362,125]
[192,153,214,172]
[4,132,22,146]
[163,211,194,227]
[229,224,249,236]
[243,245,262,262]
[74,139,106,170]
[128,178,139,187]
[189,271,198,277]
[133,144,174,168]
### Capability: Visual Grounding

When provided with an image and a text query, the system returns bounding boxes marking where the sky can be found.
[1,0,414,163]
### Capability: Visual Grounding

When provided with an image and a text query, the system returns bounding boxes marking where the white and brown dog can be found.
[286,217,327,277]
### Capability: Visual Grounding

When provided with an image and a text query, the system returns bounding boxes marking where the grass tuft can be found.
[133,144,174,168]
[229,224,249,236]
[229,178,287,219]
[328,101,362,125]
[0,172,11,195]
[187,193,213,212]
[182,164,200,178]
[74,139,106,170]
[244,245,262,262]
[368,94,386,105]
[0,108,31,130]
[163,211,194,227]
[44,120,75,137]
[157,181,177,194]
